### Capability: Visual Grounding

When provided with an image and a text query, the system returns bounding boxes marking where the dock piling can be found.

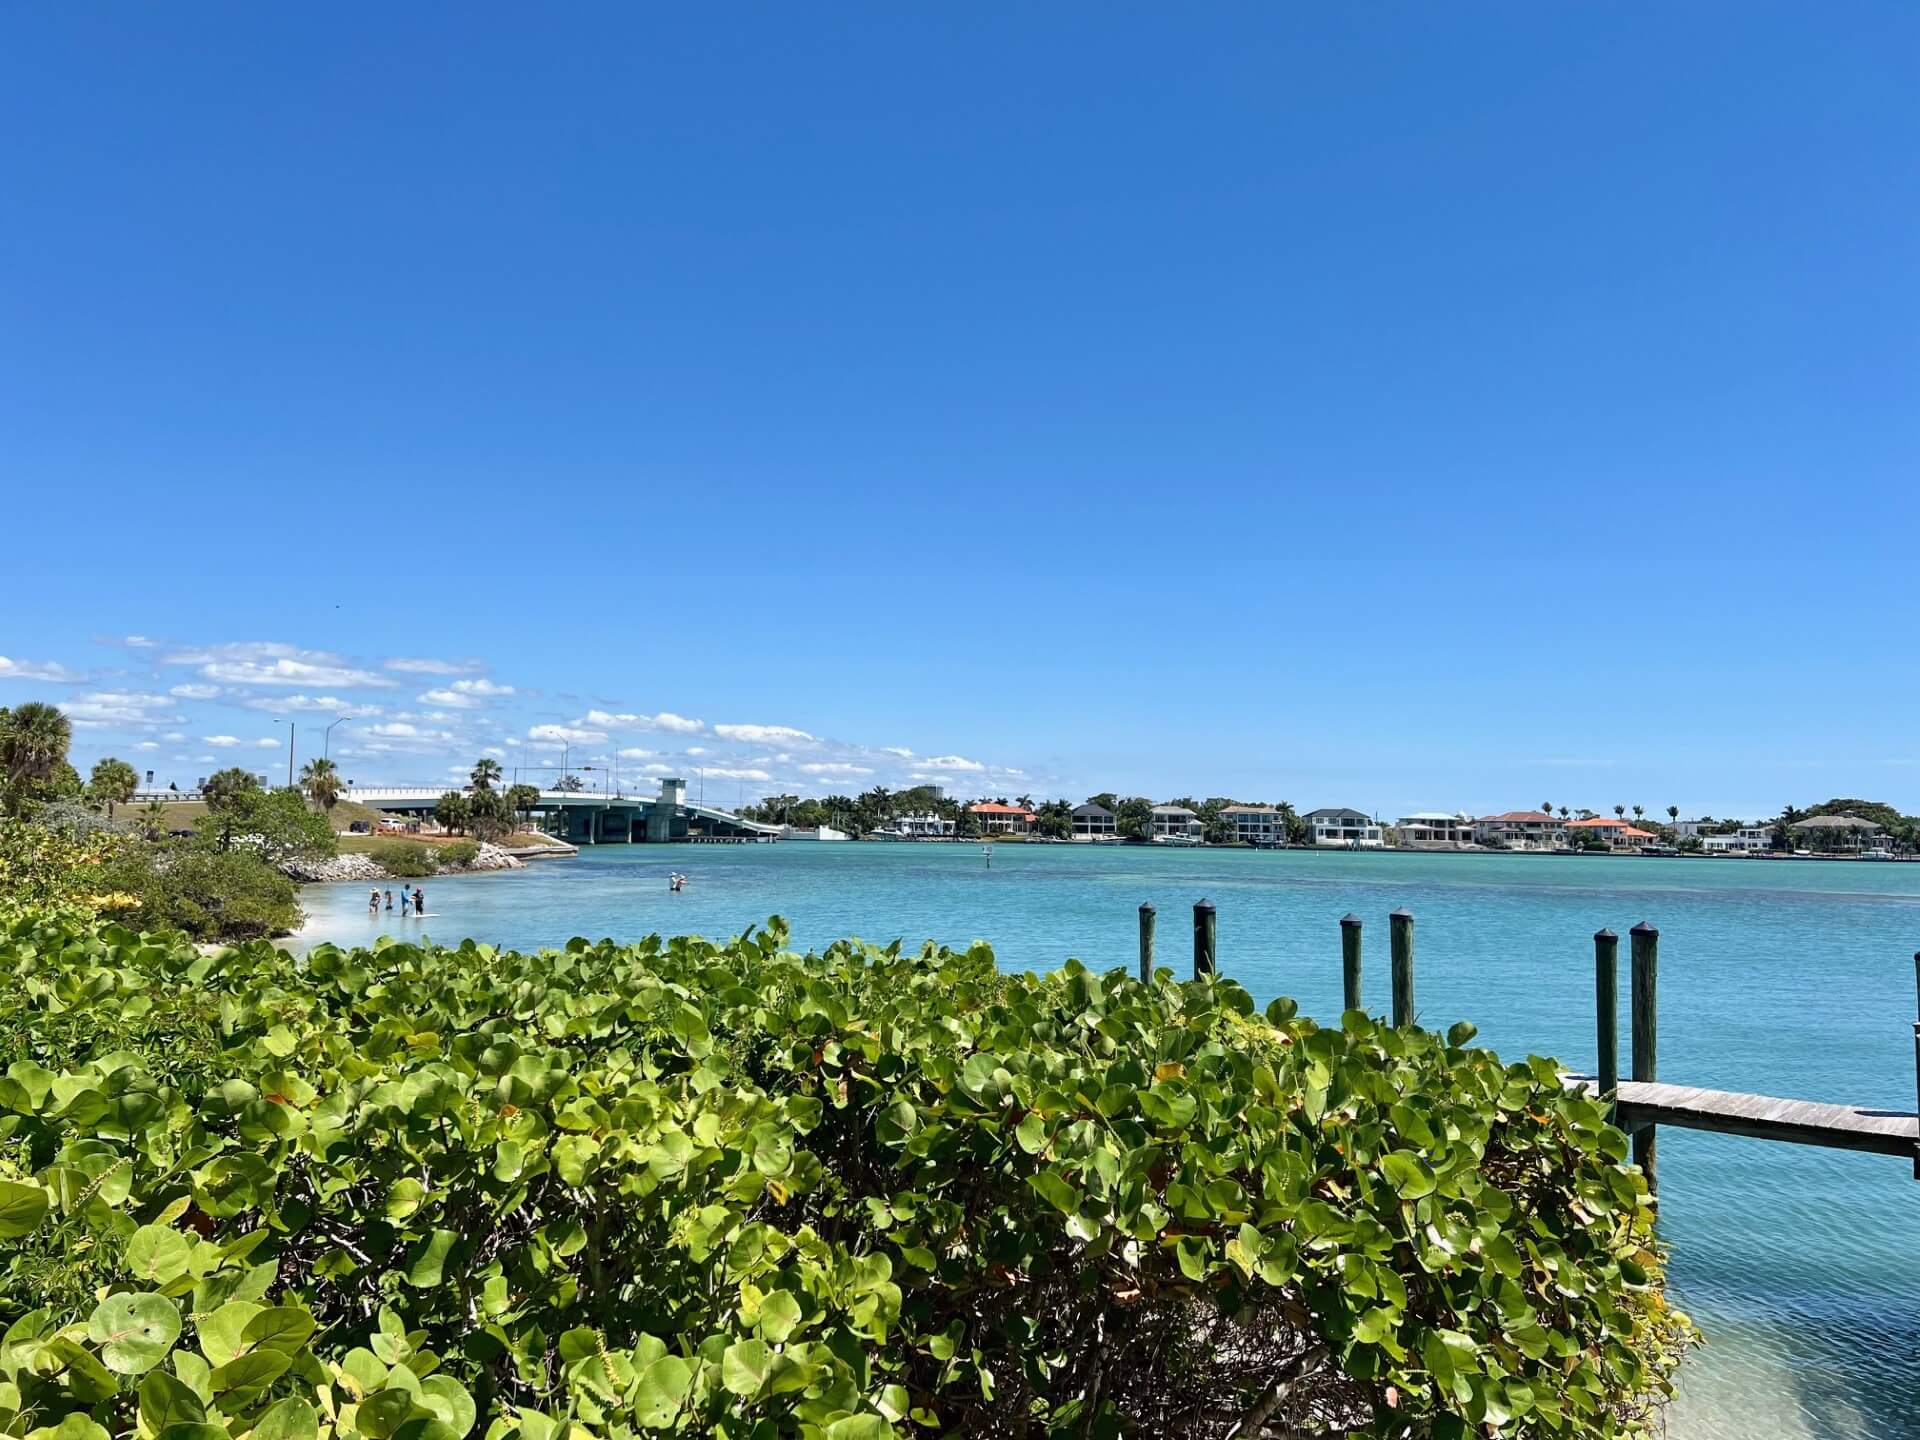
[1595,928,1619,1117]
[1340,913,1363,1014]
[1389,908,1414,1027]
[1631,922,1659,1191]
[1193,899,1216,978]
[1138,903,1156,983]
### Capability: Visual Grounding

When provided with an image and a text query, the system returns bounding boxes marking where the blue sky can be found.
[3,3,1915,820]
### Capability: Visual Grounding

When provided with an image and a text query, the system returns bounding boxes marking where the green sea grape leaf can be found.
[139,1369,207,1433]
[0,1179,49,1238]
[88,1291,181,1373]
[631,1353,692,1428]
[1379,1151,1437,1200]
[252,1398,320,1440]
[126,1224,193,1284]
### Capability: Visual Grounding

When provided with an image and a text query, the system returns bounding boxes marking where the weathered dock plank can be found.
[1571,1076,1919,1158]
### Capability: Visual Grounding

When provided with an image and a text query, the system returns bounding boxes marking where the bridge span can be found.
[342,777,780,845]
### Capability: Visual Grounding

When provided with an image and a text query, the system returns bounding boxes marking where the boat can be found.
[1861,847,1896,861]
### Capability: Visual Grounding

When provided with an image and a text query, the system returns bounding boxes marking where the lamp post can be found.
[282,721,295,788]
[324,715,348,760]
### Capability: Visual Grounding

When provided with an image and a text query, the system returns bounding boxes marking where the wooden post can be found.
[1594,929,1619,1119]
[1912,952,1919,1182]
[1340,913,1363,1013]
[1138,903,1156,983]
[1192,899,1216,978]
[1630,922,1658,1191]
[1389,908,1414,1027]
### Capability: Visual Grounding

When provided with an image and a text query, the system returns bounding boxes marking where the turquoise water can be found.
[299,845,1920,1439]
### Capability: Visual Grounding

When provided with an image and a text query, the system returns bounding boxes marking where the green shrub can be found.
[437,839,480,867]
[0,913,1691,1440]
[94,844,301,940]
[370,840,439,877]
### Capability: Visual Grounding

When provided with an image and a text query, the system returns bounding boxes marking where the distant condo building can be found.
[1306,807,1384,848]
[1220,804,1284,845]
[970,801,1036,834]
[1071,802,1116,840]
[1474,810,1565,850]
[1396,811,1475,847]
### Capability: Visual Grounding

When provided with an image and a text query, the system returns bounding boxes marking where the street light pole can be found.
[284,721,296,788]
[324,715,347,760]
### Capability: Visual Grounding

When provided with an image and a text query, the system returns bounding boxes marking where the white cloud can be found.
[124,635,157,648]
[0,655,81,682]
[640,763,674,775]
[367,722,440,740]
[253,738,281,750]
[579,709,705,734]
[714,723,813,744]
[484,746,506,758]
[195,754,216,763]
[530,723,608,745]
[616,747,657,759]
[204,735,241,747]
[920,754,986,772]
[163,732,187,743]
[800,762,872,776]
[64,692,182,728]
[384,657,476,675]
[685,746,710,756]
[238,693,384,718]
[170,683,222,700]
[420,679,516,709]
[165,642,395,689]
[134,741,160,751]
[881,746,914,758]
[700,766,771,781]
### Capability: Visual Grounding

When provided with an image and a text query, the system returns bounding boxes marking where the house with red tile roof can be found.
[1565,816,1658,849]
[970,801,1036,834]
[1472,810,1566,850]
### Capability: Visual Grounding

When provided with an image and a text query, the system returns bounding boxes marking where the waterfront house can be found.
[1789,814,1883,850]
[1071,802,1117,840]
[897,812,955,839]
[1220,804,1285,846]
[1473,810,1566,850]
[1396,811,1476,847]
[1151,804,1204,842]
[780,824,849,842]
[1565,816,1658,850]
[970,801,1036,834]
[1702,824,1772,854]
[1306,807,1384,848]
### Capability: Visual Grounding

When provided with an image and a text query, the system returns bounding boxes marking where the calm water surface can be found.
[300,844,1920,1439]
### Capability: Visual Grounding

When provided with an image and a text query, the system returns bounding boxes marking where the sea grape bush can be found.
[0,910,1690,1440]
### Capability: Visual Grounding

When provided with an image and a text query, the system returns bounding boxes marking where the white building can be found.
[1071,802,1116,840]
[897,812,955,839]
[1702,828,1768,854]
[1151,804,1204,842]
[1396,811,1475,847]
[1306,807,1384,848]
[780,824,849,842]
[1220,804,1285,846]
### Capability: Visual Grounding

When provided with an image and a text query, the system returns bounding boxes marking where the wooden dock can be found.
[1571,1078,1919,1159]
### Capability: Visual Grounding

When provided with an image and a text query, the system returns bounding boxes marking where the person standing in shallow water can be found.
[368,888,380,915]
[399,887,409,916]
[384,890,393,912]
[413,885,425,915]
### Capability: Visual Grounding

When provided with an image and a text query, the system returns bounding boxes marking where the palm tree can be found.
[1,701,73,812]
[1614,805,1625,819]
[470,757,503,793]
[300,757,344,811]
[89,757,140,818]
[1666,805,1679,833]
[1542,801,1553,819]
[1557,805,1570,820]
[1632,805,1645,824]
[435,791,472,834]
[138,798,171,842]
[202,767,261,812]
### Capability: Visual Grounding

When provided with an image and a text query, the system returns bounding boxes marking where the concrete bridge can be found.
[342,777,780,845]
